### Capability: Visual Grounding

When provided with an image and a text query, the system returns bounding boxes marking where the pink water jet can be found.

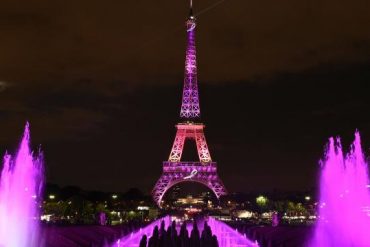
[0,123,44,247]
[112,216,257,247]
[208,217,258,247]
[310,131,370,246]
[112,216,171,247]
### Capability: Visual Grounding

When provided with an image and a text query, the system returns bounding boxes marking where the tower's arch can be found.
[159,179,219,206]
[152,162,227,207]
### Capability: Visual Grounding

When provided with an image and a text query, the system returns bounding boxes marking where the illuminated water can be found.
[0,123,44,247]
[112,216,171,247]
[208,217,258,247]
[113,216,258,247]
[310,132,370,246]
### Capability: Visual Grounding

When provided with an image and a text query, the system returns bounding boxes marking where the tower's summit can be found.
[189,0,194,17]
[180,0,200,119]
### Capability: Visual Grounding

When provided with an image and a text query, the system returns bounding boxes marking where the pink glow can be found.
[112,216,171,247]
[310,131,370,246]
[208,217,258,247]
[169,124,212,163]
[112,217,257,247]
[0,123,44,247]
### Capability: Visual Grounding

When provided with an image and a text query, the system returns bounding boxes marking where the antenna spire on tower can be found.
[180,0,200,119]
[189,0,194,17]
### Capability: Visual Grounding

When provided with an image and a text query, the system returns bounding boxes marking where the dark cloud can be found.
[0,81,8,92]
[0,0,369,85]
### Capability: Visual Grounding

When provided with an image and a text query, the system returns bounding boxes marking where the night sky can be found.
[0,0,370,194]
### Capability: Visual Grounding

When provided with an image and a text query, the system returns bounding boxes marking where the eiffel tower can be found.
[152,0,227,207]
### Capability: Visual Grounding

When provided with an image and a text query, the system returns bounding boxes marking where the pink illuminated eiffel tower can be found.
[152,1,227,207]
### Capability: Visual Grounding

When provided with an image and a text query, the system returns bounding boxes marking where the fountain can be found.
[112,216,257,247]
[111,216,171,247]
[310,131,370,246]
[0,123,44,247]
[208,217,259,247]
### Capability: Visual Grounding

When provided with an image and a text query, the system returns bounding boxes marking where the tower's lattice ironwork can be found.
[180,11,200,119]
[152,1,227,207]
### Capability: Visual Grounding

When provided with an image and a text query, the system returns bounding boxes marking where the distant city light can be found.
[261,212,273,219]
[137,206,149,211]
[41,214,52,222]
[112,194,118,199]
[49,195,55,200]
[236,210,253,219]
[185,207,201,213]
[305,196,311,201]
